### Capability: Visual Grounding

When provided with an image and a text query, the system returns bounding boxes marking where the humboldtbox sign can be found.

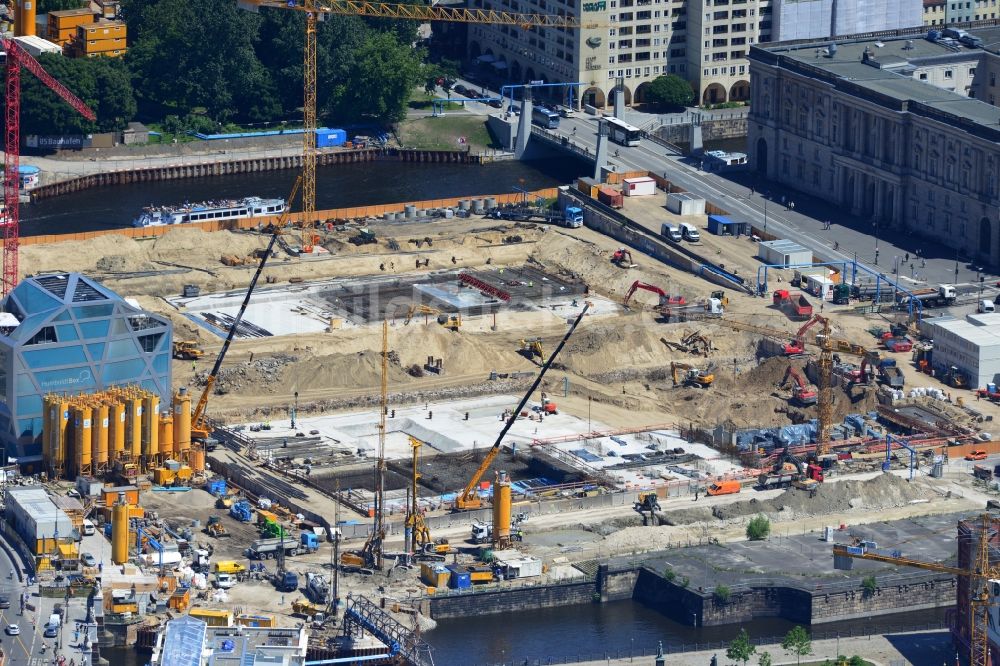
[583,0,606,9]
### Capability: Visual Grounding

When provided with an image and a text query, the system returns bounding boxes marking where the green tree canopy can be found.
[646,74,694,109]
[21,54,136,134]
[727,628,756,666]
[781,625,813,665]
[746,514,771,541]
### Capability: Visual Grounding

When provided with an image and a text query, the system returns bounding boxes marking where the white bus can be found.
[604,117,641,147]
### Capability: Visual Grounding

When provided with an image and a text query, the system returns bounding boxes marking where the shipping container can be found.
[189,609,234,627]
[666,192,705,216]
[576,177,600,198]
[622,176,656,197]
[420,563,450,588]
[445,566,472,589]
[597,187,623,209]
[316,128,347,148]
[757,239,813,268]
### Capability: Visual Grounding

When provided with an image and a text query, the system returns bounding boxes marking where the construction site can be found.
[6,170,1000,666]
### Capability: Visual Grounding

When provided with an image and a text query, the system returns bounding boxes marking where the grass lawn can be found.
[395,114,496,151]
[408,89,464,112]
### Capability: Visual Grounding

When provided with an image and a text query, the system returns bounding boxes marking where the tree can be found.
[861,575,877,598]
[646,74,694,109]
[714,584,731,604]
[324,30,424,123]
[727,628,756,666]
[20,55,136,135]
[746,514,771,541]
[39,0,86,12]
[781,626,813,665]
[758,651,773,666]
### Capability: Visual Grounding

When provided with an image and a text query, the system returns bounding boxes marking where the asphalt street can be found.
[0,542,38,666]
[445,76,999,302]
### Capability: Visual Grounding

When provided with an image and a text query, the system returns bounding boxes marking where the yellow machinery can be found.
[457,304,589,510]
[670,362,714,388]
[172,340,205,360]
[111,491,129,564]
[492,470,513,550]
[518,338,544,363]
[204,516,229,538]
[191,178,301,448]
[406,435,449,556]
[341,321,389,570]
[291,599,323,617]
[403,304,461,330]
[832,514,999,666]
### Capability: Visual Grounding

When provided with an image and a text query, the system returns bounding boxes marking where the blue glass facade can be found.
[0,274,172,461]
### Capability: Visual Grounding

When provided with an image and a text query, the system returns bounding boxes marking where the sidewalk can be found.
[560,630,955,666]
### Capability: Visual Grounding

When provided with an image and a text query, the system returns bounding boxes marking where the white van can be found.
[660,223,682,242]
[214,573,236,589]
[82,519,95,536]
[979,299,995,313]
[680,223,700,242]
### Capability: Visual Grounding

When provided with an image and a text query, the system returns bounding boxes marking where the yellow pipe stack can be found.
[173,387,192,461]
[492,470,512,548]
[111,491,129,564]
[142,393,159,465]
[93,402,110,474]
[42,386,168,480]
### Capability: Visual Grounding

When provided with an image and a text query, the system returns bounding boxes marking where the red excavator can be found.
[623,280,686,309]
[781,366,817,406]
[612,248,638,269]
[782,314,828,356]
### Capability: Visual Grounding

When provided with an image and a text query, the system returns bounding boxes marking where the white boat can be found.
[132,196,287,228]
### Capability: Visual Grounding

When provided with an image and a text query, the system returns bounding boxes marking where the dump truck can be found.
[884,337,913,353]
[246,537,307,560]
[172,340,205,361]
[877,360,905,388]
[772,290,813,321]
[898,284,957,309]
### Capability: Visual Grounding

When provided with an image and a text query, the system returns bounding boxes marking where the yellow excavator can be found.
[518,337,544,363]
[671,362,714,388]
[456,304,590,510]
[403,304,461,330]
[172,340,205,361]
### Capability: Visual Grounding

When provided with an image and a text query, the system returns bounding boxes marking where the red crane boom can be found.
[3,38,95,295]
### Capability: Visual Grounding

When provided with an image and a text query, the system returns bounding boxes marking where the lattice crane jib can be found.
[302,1,318,233]
[2,38,95,296]
[817,317,833,456]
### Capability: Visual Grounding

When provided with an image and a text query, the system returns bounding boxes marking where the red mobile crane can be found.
[622,280,686,309]
[3,38,96,295]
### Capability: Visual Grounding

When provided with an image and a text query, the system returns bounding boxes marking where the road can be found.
[533,110,1000,301]
[0,540,38,666]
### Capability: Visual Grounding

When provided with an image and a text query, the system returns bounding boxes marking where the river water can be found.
[21,158,589,236]
[100,603,946,666]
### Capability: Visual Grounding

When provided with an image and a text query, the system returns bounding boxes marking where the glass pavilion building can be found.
[0,273,172,462]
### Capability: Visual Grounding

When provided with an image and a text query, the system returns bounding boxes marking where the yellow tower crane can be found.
[236,0,598,242]
[833,514,1000,666]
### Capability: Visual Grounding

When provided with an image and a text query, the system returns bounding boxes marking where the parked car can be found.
[966,449,988,461]
[0,596,10,609]
[6,624,19,636]
[81,553,97,567]
[488,98,502,108]
[44,624,58,638]
[452,84,468,96]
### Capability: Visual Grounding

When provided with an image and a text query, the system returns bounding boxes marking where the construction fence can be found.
[19,188,560,246]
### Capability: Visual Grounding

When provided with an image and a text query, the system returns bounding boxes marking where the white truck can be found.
[245,538,307,560]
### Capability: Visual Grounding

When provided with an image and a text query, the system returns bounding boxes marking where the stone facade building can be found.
[748,27,1000,266]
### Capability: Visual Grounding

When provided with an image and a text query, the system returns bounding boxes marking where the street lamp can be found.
[762,192,769,236]
[977,267,984,296]
[955,247,961,285]
[873,219,880,265]
[291,391,298,430]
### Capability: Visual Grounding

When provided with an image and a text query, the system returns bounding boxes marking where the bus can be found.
[605,117,641,147]
[532,106,560,129]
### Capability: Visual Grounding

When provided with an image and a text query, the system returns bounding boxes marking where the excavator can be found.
[190,177,301,445]
[612,248,637,269]
[403,304,461,330]
[455,303,590,510]
[670,361,714,388]
[782,314,829,356]
[781,366,817,406]
[172,340,205,361]
[518,337,544,363]
[622,280,686,310]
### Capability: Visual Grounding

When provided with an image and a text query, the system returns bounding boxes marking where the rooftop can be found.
[924,315,1000,346]
[752,29,1000,140]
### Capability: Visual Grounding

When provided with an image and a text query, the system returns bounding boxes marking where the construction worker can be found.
[191,361,196,373]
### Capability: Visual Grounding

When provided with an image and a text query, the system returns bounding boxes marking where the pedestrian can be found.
[788,201,795,211]
[905,252,910,263]
[749,185,755,195]
[820,302,824,312]
[834,241,839,250]
[922,258,926,268]
[191,361,196,373]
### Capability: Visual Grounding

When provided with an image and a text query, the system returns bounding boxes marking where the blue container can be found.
[446,566,471,589]
[208,479,226,496]
[316,128,347,148]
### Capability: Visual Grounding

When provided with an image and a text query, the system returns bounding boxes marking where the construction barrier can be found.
[20,187,560,246]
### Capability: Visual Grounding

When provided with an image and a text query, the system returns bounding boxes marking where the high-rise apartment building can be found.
[467,0,764,107]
